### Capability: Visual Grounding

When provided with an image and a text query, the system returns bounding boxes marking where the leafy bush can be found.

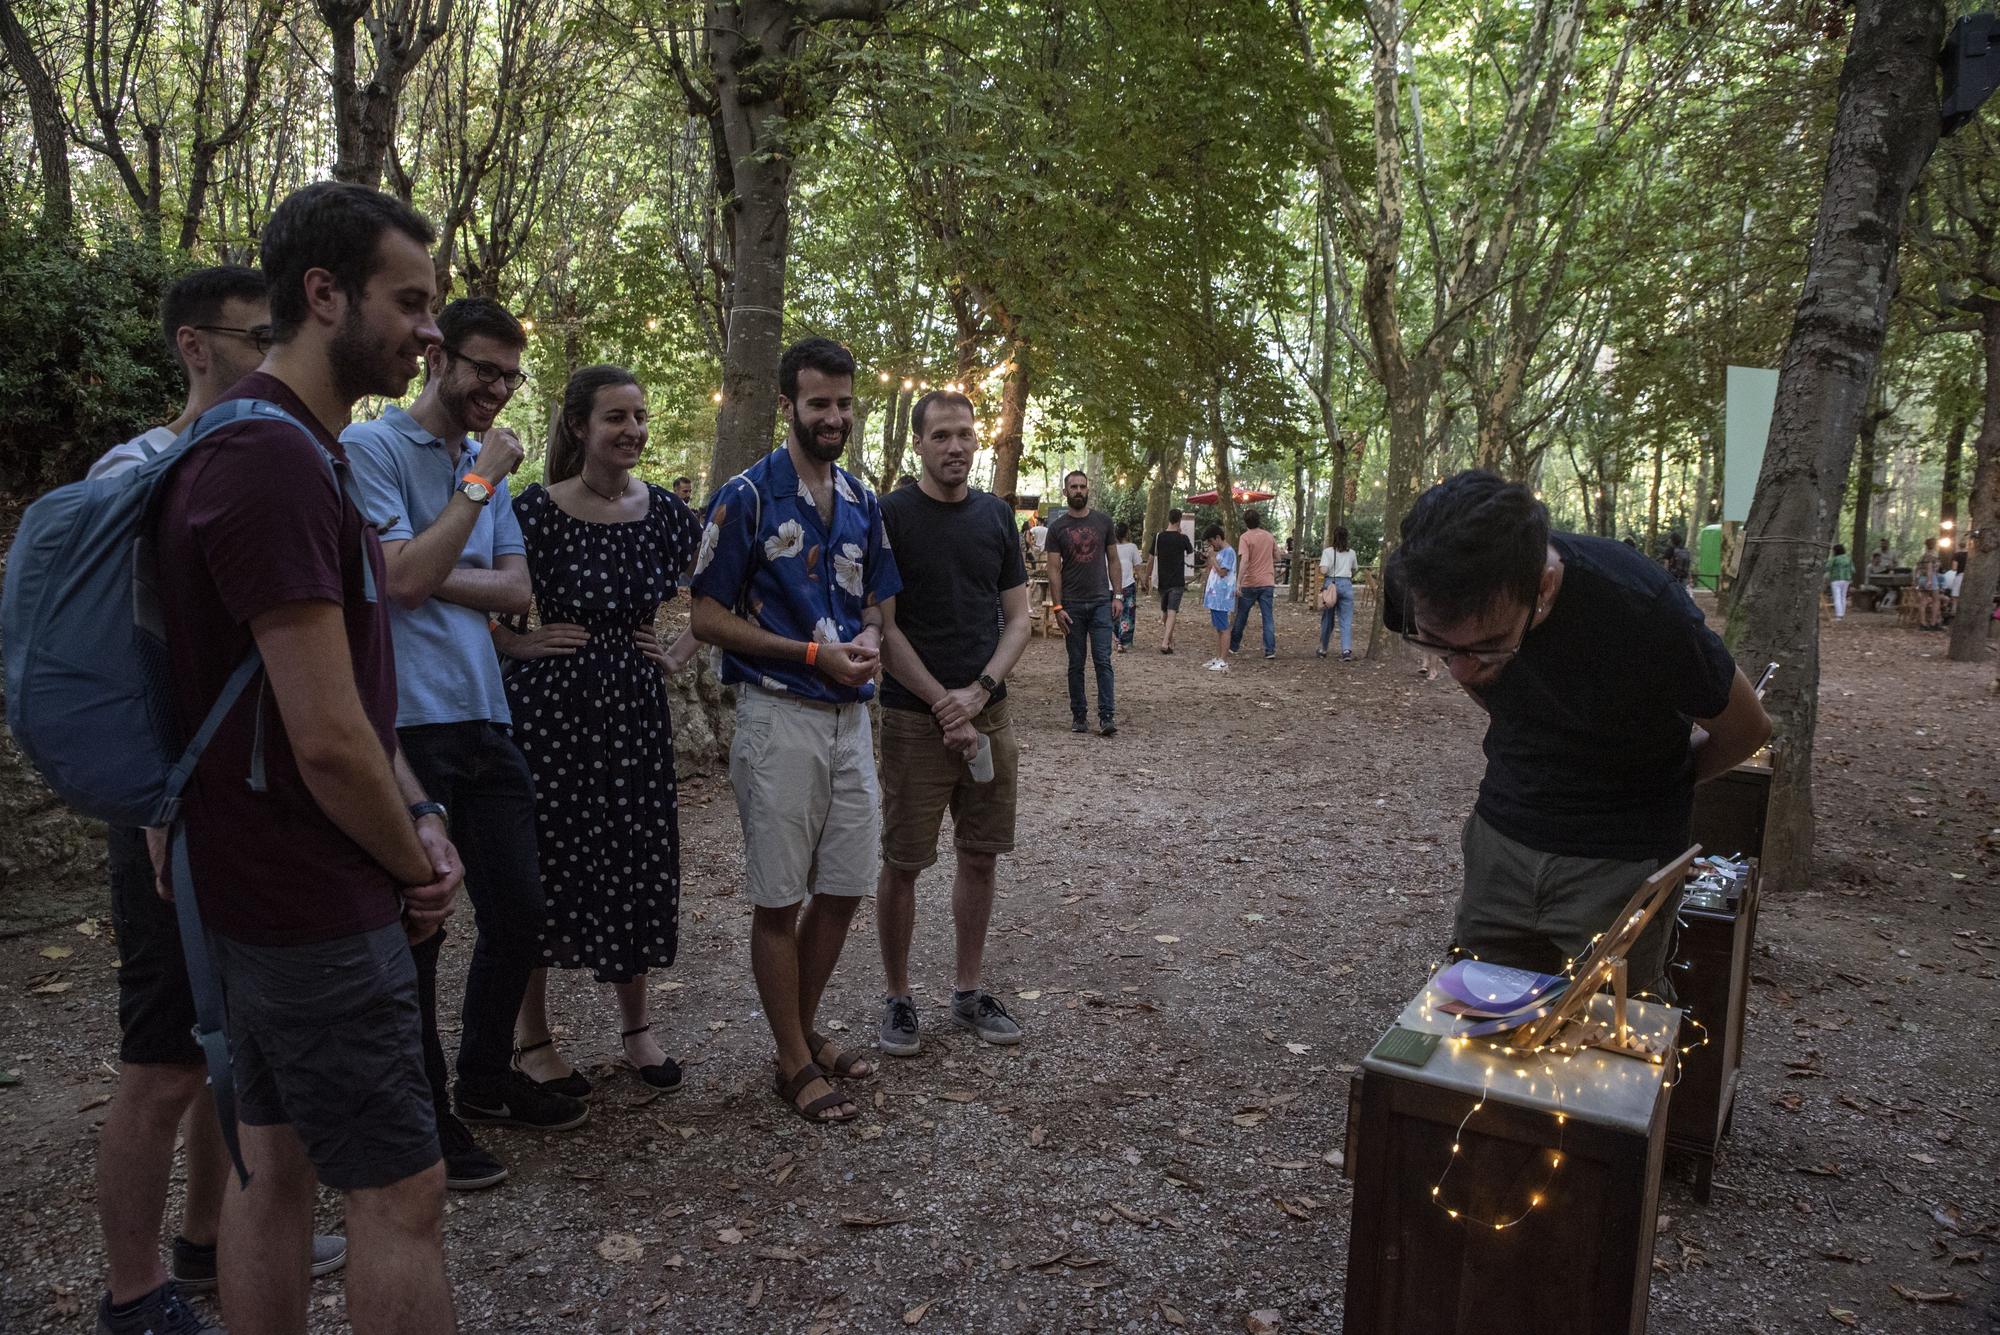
[0,221,184,494]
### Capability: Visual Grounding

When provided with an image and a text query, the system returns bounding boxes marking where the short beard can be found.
[1067,493,1089,511]
[799,426,847,464]
[329,302,411,403]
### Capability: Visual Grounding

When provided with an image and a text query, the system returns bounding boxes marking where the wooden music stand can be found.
[1507,844,1701,1060]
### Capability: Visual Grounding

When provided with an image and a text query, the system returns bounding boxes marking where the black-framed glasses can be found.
[1401,602,1536,668]
[443,346,529,391]
[194,324,274,352]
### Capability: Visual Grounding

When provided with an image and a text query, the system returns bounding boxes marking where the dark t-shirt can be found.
[878,487,1027,713]
[1045,508,1116,604]
[155,373,404,946]
[1390,533,1737,862]
[1151,529,1193,590]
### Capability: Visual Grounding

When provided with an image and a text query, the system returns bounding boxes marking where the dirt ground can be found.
[2,594,1996,1334]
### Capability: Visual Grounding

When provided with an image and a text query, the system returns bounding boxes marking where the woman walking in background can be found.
[495,365,703,1095]
[1113,521,1140,651]
[1317,526,1358,660]
[1913,537,1943,631]
[1826,542,1853,620]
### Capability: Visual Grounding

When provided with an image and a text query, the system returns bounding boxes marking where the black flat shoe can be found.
[513,1039,593,1098]
[621,1025,683,1092]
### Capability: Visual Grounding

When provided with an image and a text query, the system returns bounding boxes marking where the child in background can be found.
[1201,524,1236,672]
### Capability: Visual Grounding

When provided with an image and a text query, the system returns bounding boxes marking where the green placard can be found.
[1370,1027,1441,1069]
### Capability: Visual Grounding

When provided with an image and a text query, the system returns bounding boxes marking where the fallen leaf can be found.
[1889,1283,1962,1304]
[661,1253,685,1270]
[1232,1111,1268,1128]
[1028,1126,1048,1148]
[745,1279,764,1310]
[840,1213,913,1229]
[1826,1306,1857,1326]
[1154,935,1180,944]
[38,946,73,960]
[1284,1043,1310,1056]
[28,980,72,995]
[716,1228,745,1245]
[77,1093,111,1113]
[1017,990,1042,1000]
[903,1298,934,1325]
[76,918,102,937]
[595,1233,643,1263]
[1160,1302,1188,1327]
[1247,1310,1283,1333]
[937,1090,976,1104]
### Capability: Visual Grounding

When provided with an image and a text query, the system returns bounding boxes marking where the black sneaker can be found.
[438,1112,509,1190]
[879,994,921,1057]
[1098,721,1117,737]
[95,1282,221,1334]
[1070,720,1088,734]
[455,1070,590,1132]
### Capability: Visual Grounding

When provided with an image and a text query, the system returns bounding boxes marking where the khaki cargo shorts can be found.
[879,697,1019,872]
[729,684,881,908]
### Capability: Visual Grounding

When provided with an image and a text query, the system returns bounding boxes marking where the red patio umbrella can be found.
[1184,485,1276,504]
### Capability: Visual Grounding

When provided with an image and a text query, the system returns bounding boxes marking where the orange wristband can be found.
[805,641,820,667]
[462,472,496,492]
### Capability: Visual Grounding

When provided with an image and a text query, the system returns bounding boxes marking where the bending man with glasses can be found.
[1383,471,1771,994]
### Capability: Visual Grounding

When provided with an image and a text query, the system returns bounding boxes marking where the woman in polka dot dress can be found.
[495,365,702,1094]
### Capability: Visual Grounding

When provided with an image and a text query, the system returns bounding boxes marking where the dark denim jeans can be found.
[398,721,544,1104]
[1230,584,1277,655]
[1064,599,1116,725]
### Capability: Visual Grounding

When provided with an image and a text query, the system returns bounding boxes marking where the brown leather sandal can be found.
[775,1061,857,1124]
[810,1031,876,1081]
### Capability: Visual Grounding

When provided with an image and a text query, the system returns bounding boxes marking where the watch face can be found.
[461,480,492,503]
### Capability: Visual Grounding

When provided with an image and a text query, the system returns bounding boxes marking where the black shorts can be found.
[108,826,201,1066]
[215,922,440,1191]
[1159,585,1185,613]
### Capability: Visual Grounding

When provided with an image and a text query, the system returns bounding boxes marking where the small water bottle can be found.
[968,732,995,783]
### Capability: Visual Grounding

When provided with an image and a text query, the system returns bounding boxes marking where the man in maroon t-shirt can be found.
[154,182,462,1334]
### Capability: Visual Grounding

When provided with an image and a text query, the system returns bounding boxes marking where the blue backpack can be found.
[2,397,371,1184]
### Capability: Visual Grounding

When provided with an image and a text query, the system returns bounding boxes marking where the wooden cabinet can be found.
[1666,866,1759,1202]
[1343,988,1680,1335]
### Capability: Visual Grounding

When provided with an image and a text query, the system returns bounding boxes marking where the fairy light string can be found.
[1414,921,1713,1231]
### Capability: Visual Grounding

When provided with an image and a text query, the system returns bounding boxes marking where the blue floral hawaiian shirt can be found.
[689,446,901,704]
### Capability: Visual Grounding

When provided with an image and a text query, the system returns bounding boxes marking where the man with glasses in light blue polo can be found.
[1382,471,1772,995]
[345,296,588,1195]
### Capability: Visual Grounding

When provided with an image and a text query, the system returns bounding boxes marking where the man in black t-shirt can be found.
[1045,470,1120,735]
[1148,508,1195,654]
[1384,471,1771,992]
[876,392,1032,1058]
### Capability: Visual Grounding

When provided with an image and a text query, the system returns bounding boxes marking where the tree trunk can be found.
[1210,385,1240,537]
[877,389,912,489]
[1939,411,1967,529]
[876,387,901,491]
[1947,303,1999,663]
[1289,452,1310,601]
[1725,0,1944,894]
[0,0,72,228]
[988,342,1031,501]
[1847,397,1880,561]
[1142,441,1183,553]
[1646,441,1664,552]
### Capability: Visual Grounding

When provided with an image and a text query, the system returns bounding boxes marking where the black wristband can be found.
[408,800,448,828]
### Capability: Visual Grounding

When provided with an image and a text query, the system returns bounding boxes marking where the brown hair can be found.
[545,364,640,484]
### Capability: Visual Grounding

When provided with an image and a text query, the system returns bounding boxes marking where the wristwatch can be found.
[408,800,449,827]
[458,473,495,506]
[977,673,1000,694]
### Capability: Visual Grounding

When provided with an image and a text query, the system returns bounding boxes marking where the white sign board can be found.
[1723,366,1779,523]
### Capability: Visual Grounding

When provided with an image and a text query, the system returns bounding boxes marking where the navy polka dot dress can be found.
[507,482,702,983]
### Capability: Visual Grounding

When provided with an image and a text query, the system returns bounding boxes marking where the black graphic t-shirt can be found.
[1046,508,1115,604]
[1151,529,1194,590]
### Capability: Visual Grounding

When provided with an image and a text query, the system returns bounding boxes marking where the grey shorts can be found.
[213,921,440,1191]
[729,684,881,908]
[1455,812,1679,996]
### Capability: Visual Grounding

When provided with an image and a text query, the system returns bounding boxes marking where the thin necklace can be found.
[579,470,631,504]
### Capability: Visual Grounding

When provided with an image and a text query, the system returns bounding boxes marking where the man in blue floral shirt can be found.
[691,337,901,1124]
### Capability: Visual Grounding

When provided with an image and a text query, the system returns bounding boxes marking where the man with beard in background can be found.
[1044,469,1120,735]
[691,337,902,1124]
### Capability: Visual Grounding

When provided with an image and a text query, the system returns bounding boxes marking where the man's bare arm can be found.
[431,553,530,616]
[1691,669,1773,784]
[251,600,433,886]
[377,498,484,610]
